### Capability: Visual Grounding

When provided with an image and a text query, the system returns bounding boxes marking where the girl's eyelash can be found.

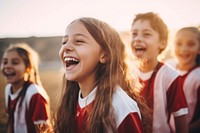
[2,61,7,65]
[132,32,137,35]
[145,33,150,35]
[61,37,68,45]
[61,41,66,45]
[12,60,20,65]
[187,41,195,46]
[77,39,83,42]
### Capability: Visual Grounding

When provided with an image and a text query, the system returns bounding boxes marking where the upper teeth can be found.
[64,57,79,62]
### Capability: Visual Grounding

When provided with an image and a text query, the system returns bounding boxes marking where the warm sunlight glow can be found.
[0,0,199,38]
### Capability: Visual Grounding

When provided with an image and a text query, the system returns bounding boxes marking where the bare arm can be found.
[189,119,200,133]
[175,115,188,133]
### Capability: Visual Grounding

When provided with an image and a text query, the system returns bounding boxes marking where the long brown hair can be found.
[55,17,151,133]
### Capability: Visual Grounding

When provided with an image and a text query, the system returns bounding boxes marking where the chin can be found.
[65,75,77,81]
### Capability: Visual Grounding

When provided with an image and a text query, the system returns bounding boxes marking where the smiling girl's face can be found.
[131,20,165,68]
[174,29,200,70]
[1,50,26,85]
[59,20,106,84]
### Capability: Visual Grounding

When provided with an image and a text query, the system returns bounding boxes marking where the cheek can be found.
[193,48,200,56]
[16,66,27,76]
[174,45,180,54]
[0,64,3,71]
[196,44,200,54]
[130,43,135,52]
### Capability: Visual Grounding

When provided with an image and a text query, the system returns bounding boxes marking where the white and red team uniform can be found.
[166,59,200,125]
[5,83,50,133]
[136,62,188,133]
[75,86,143,133]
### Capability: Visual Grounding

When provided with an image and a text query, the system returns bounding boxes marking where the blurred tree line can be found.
[0,36,62,62]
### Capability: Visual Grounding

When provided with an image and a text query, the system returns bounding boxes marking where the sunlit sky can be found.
[0,0,199,38]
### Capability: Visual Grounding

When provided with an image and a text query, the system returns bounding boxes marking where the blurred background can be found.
[0,0,200,132]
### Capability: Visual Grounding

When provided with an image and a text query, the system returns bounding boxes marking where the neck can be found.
[78,78,96,98]
[11,79,25,94]
[177,62,196,71]
[137,59,159,72]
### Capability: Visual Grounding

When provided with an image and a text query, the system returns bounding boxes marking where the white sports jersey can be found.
[5,83,50,133]
[136,62,188,133]
[75,85,143,133]
[166,58,200,123]
[182,67,200,123]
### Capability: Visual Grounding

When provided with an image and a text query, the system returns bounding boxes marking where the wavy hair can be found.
[55,17,151,133]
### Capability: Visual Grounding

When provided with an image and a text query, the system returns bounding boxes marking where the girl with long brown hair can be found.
[55,17,150,133]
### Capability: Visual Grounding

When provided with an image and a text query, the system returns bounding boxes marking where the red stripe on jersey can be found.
[118,112,143,133]
[26,94,49,133]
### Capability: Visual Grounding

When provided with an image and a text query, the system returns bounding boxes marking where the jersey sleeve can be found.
[167,76,188,117]
[118,112,143,133]
[29,93,50,124]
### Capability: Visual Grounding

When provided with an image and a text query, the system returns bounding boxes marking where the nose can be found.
[61,39,74,53]
[179,44,188,52]
[134,34,143,42]
[59,38,74,59]
[131,33,142,43]
[131,35,142,47]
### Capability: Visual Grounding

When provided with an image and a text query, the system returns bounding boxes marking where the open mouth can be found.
[3,71,16,77]
[135,47,146,52]
[64,57,80,68]
[133,45,146,57]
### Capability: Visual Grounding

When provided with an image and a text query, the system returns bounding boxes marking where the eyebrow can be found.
[64,33,89,39]
[2,57,20,61]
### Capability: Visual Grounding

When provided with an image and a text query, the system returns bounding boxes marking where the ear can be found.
[158,40,166,50]
[99,52,107,64]
[26,67,31,73]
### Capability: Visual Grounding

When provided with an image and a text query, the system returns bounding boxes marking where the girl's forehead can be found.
[177,30,198,40]
[66,21,86,33]
[132,20,154,30]
[4,50,21,59]
[65,20,94,40]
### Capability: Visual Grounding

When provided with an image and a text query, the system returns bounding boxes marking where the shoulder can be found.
[112,86,141,127]
[5,84,12,107]
[160,63,178,77]
[26,84,49,102]
[165,58,178,69]
[185,67,200,87]
[158,63,179,81]
[189,67,200,79]
[5,84,12,95]
[112,86,140,111]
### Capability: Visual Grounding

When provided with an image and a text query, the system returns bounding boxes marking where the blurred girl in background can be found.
[166,27,200,133]
[1,43,52,133]
[130,12,188,133]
